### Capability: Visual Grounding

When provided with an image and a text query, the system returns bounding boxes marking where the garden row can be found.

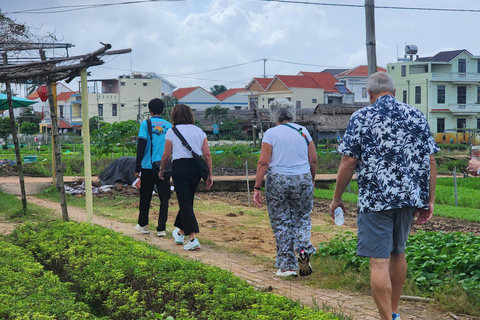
[315,231,480,315]
[3,221,339,320]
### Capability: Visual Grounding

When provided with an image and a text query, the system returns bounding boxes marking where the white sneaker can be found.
[276,269,297,277]
[172,228,184,244]
[135,224,150,234]
[184,238,201,251]
[156,230,166,237]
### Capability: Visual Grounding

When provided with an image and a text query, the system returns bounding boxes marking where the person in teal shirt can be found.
[134,98,172,236]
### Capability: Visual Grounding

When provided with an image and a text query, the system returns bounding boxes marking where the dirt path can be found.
[17,194,460,320]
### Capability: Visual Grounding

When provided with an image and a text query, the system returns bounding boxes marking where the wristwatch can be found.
[253,186,261,190]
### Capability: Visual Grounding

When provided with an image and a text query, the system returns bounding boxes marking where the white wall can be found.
[179,89,220,111]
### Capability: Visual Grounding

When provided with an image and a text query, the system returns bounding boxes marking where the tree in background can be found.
[92,120,139,157]
[219,120,247,140]
[204,105,228,125]
[210,85,228,96]
[0,118,12,146]
[20,121,38,135]
[17,106,41,126]
[162,95,178,122]
[89,116,104,133]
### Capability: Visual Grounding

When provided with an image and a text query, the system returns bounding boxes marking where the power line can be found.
[257,0,480,13]
[3,0,187,15]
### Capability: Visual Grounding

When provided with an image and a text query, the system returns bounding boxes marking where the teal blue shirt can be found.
[138,116,172,169]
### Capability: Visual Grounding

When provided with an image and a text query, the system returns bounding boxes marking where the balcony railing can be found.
[432,73,480,81]
[449,103,480,114]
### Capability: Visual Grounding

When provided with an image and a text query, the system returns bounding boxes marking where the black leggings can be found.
[172,158,201,235]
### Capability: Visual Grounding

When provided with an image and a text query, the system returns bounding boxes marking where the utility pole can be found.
[263,59,267,78]
[137,97,141,123]
[365,0,377,76]
[81,69,93,223]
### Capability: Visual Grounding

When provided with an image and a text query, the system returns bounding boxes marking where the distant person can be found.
[134,98,172,237]
[253,98,317,277]
[159,104,213,251]
[467,158,480,176]
[329,72,438,320]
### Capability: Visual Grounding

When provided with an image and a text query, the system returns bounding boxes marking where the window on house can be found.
[98,104,103,117]
[437,86,445,104]
[458,86,467,104]
[234,106,242,110]
[478,60,480,73]
[457,118,466,130]
[143,82,148,87]
[362,87,367,98]
[477,118,480,129]
[328,98,333,104]
[312,98,317,103]
[268,98,274,105]
[120,82,125,86]
[458,59,467,73]
[401,65,406,77]
[112,104,117,116]
[391,66,395,70]
[437,118,445,133]
[477,87,480,103]
[409,64,428,74]
[402,90,407,103]
[59,105,64,118]
[296,101,301,109]
[121,103,125,108]
[415,86,421,104]
[286,97,291,101]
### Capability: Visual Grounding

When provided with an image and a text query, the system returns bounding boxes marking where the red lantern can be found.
[37,85,48,102]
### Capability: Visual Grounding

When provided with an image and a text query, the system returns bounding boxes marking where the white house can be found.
[172,86,220,111]
[336,66,386,103]
[216,88,249,110]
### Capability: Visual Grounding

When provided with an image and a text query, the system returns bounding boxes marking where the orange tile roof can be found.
[57,91,77,101]
[172,87,201,100]
[337,65,386,78]
[47,118,73,129]
[216,88,244,101]
[27,92,39,100]
[299,72,340,92]
[254,78,273,90]
[274,75,320,89]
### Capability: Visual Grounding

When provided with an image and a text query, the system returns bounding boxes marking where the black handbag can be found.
[147,119,172,176]
[171,126,209,181]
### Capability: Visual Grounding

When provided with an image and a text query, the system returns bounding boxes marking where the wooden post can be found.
[365,0,377,76]
[453,166,458,207]
[2,52,27,213]
[40,49,69,221]
[81,69,94,223]
[51,83,57,185]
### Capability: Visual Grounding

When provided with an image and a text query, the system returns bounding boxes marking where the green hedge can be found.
[7,221,339,320]
[0,239,98,319]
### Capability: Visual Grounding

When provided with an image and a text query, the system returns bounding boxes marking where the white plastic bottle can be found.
[334,207,344,226]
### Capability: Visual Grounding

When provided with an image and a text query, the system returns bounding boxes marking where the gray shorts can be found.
[357,207,416,258]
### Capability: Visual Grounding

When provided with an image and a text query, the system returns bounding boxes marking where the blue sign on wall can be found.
[213,124,219,134]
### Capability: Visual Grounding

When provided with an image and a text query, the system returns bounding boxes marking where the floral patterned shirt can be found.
[338,95,439,213]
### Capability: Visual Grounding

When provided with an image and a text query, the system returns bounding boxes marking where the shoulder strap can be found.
[172,126,194,154]
[147,119,153,165]
[280,123,309,146]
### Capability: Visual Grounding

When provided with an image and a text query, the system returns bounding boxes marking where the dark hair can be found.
[171,104,195,126]
[148,98,165,115]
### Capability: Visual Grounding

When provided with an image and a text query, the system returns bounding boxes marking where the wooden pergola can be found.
[0,43,131,220]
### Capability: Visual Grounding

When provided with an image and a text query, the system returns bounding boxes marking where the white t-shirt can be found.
[262,123,312,175]
[165,124,207,160]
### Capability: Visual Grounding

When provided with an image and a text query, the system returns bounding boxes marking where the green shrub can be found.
[0,240,97,319]
[8,221,339,320]
[315,231,480,313]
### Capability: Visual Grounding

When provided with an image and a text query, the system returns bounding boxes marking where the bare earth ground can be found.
[1,176,479,320]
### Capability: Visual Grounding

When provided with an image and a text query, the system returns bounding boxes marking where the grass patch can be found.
[0,190,56,222]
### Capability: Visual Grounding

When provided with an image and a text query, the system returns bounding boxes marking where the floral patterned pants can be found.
[265,170,316,271]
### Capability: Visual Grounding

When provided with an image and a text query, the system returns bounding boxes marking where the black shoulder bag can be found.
[281,123,309,146]
[147,118,172,176]
[171,126,209,181]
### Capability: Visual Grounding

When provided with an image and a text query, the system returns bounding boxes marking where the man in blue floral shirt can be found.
[330,72,438,320]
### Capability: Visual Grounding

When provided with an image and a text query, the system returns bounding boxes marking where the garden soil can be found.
[1,175,479,320]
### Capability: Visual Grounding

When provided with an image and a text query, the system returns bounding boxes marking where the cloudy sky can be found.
[3,0,480,92]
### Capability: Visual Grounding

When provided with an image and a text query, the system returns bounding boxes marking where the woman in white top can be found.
[159,104,213,251]
[254,98,317,277]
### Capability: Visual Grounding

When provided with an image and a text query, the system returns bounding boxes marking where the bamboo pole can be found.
[81,69,93,223]
[2,53,27,213]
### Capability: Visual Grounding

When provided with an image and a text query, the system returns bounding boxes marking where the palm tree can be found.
[210,85,228,96]
[204,105,228,132]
